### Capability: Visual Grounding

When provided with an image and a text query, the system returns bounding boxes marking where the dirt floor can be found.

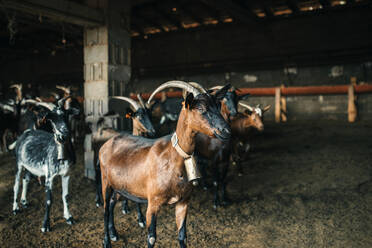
[1,120,372,248]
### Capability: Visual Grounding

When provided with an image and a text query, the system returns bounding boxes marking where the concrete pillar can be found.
[83,0,131,179]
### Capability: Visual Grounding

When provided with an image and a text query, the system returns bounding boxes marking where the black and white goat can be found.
[12,97,79,232]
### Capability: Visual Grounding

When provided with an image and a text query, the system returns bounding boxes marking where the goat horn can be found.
[35,97,43,102]
[111,96,141,111]
[188,82,207,93]
[24,99,56,111]
[56,85,71,94]
[209,85,223,91]
[50,92,60,98]
[239,102,254,111]
[137,94,146,109]
[9,83,22,90]
[0,103,15,113]
[147,80,200,105]
[57,96,72,109]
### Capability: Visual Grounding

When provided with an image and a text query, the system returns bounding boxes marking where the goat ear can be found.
[125,108,134,119]
[214,84,231,102]
[244,109,253,115]
[184,93,194,109]
[263,105,271,113]
[238,93,250,101]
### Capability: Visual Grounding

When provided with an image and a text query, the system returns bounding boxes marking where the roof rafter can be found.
[200,0,258,24]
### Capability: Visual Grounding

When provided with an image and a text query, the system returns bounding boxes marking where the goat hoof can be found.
[13,209,20,215]
[238,172,243,177]
[213,204,218,210]
[66,217,74,225]
[122,208,129,215]
[41,225,50,233]
[41,227,50,233]
[109,230,118,242]
[21,201,29,209]
[138,221,145,228]
[96,201,103,208]
[102,240,112,248]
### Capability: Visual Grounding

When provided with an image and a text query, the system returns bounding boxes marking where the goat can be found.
[195,102,270,208]
[93,95,155,228]
[0,84,24,152]
[12,97,79,232]
[56,85,82,144]
[99,81,231,248]
[188,85,249,208]
[230,103,271,176]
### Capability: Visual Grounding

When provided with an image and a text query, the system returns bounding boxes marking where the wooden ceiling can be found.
[130,0,371,38]
[0,0,370,62]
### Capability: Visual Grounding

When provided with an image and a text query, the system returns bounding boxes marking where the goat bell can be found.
[184,156,201,186]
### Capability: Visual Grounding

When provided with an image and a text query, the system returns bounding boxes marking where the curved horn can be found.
[136,94,146,109]
[239,102,254,111]
[56,85,71,94]
[57,96,72,109]
[188,82,207,94]
[111,96,141,111]
[0,103,15,113]
[209,85,223,91]
[9,83,22,91]
[50,92,60,99]
[147,80,200,105]
[35,97,43,102]
[24,99,56,111]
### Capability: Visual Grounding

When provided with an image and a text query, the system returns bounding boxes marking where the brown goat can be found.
[99,81,231,248]
[230,103,271,176]
[93,95,155,217]
[195,98,270,208]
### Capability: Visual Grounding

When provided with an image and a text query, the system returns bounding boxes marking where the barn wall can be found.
[0,50,84,96]
[129,62,372,121]
[131,7,372,78]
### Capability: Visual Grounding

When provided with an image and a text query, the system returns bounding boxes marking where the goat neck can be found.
[173,108,196,156]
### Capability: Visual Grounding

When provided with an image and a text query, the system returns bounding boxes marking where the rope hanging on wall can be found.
[0,0,18,44]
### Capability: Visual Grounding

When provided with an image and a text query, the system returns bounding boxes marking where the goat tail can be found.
[8,141,16,150]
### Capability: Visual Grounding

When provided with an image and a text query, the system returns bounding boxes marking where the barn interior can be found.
[0,0,372,247]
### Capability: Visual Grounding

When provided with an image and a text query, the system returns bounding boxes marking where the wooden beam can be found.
[152,4,183,29]
[1,0,104,27]
[199,1,223,22]
[133,12,167,32]
[177,4,205,24]
[319,0,331,9]
[275,87,281,123]
[200,0,258,24]
[263,5,274,18]
[286,0,300,14]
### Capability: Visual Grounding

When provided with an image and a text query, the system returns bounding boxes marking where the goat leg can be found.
[95,159,103,207]
[108,192,118,241]
[146,204,158,248]
[61,175,74,225]
[102,185,113,248]
[213,164,220,209]
[41,179,53,233]
[12,166,22,215]
[175,201,188,248]
[121,199,130,214]
[137,203,145,228]
[20,171,31,208]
